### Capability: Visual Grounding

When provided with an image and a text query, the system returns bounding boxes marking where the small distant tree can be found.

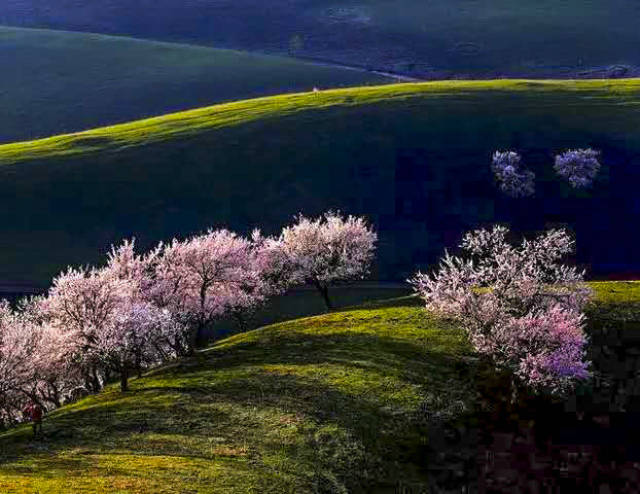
[279,212,378,310]
[491,151,535,198]
[554,148,601,188]
[288,34,304,55]
[409,225,591,396]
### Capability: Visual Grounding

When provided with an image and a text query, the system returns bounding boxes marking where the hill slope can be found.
[1,283,638,492]
[1,0,639,79]
[0,297,478,493]
[1,80,640,285]
[0,26,390,143]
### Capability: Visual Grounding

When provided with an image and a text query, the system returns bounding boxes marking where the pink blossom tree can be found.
[43,265,134,392]
[147,229,259,354]
[93,240,188,390]
[0,300,42,424]
[215,230,298,330]
[278,212,377,309]
[34,318,87,407]
[409,225,591,395]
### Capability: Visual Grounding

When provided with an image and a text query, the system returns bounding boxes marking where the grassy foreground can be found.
[1,282,637,493]
[0,26,390,144]
[0,296,477,493]
[1,79,640,285]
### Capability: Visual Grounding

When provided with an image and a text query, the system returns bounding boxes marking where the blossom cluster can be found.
[278,212,377,309]
[409,225,592,395]
[490,151,535,198]
[0,212,376,426]
[491,148,603,197]
[553,148,601,188]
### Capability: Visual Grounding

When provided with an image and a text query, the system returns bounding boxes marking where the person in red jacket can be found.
[22,401,43,438]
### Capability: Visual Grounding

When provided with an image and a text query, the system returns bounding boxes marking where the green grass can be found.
[585,281,640,322]
[0,296,477,493]
[0,26,390,144]
[3,78,639,164]
[2,78,640,285]
[1,282,637,493]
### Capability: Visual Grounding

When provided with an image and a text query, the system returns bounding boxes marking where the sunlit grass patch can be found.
[0,297,478,492]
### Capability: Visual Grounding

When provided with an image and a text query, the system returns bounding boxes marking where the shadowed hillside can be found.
[1,80,640,285]
[1,0,639,79]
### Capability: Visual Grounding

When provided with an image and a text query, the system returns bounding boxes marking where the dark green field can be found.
[1,79,640,286]
[0,26,390,143]
[2,0,639,78]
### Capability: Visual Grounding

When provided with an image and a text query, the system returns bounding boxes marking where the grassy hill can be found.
[0,296,478,493]
[1,283,638,492]
[1,1,639,79]
[1,79,640,286]
[0,26,390,143]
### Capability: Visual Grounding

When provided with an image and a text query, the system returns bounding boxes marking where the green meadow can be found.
[0,26,390,144]
[1,283,637,493]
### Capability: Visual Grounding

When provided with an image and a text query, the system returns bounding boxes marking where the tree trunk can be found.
[47,382,62,408]
[315,282,333,311]
[135,354,143,379]
[510,376,519,405]
[120,366,129,392]
[188,324,204,356]
[233,312,247,332]
[91,366,101,393]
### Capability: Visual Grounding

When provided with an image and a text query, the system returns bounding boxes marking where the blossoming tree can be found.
[278,212,378,309]
[147,229,261,354]
[0,301,42,424]
[491,151,536,198]
[554,148,601,188]
[409,225,592,395]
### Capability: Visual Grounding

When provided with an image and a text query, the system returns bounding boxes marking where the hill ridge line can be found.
[2,78,640,165]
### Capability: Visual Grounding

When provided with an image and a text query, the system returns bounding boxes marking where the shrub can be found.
[491,151,535,198]
[554,148,601,188]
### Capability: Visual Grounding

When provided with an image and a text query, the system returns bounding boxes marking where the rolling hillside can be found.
[0,26,390,143]
[1,284,638,492]
[1,0,639,79]
[1,80,640,286]
[0,297,479,493]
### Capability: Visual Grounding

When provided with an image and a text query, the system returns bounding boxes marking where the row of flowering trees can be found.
[0,212,377,427]
[492,148,602,197]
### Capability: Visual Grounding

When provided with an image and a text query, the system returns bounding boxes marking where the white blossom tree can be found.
[147,229,259,353]
[278,212,377,309]
[409,225,592,395]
